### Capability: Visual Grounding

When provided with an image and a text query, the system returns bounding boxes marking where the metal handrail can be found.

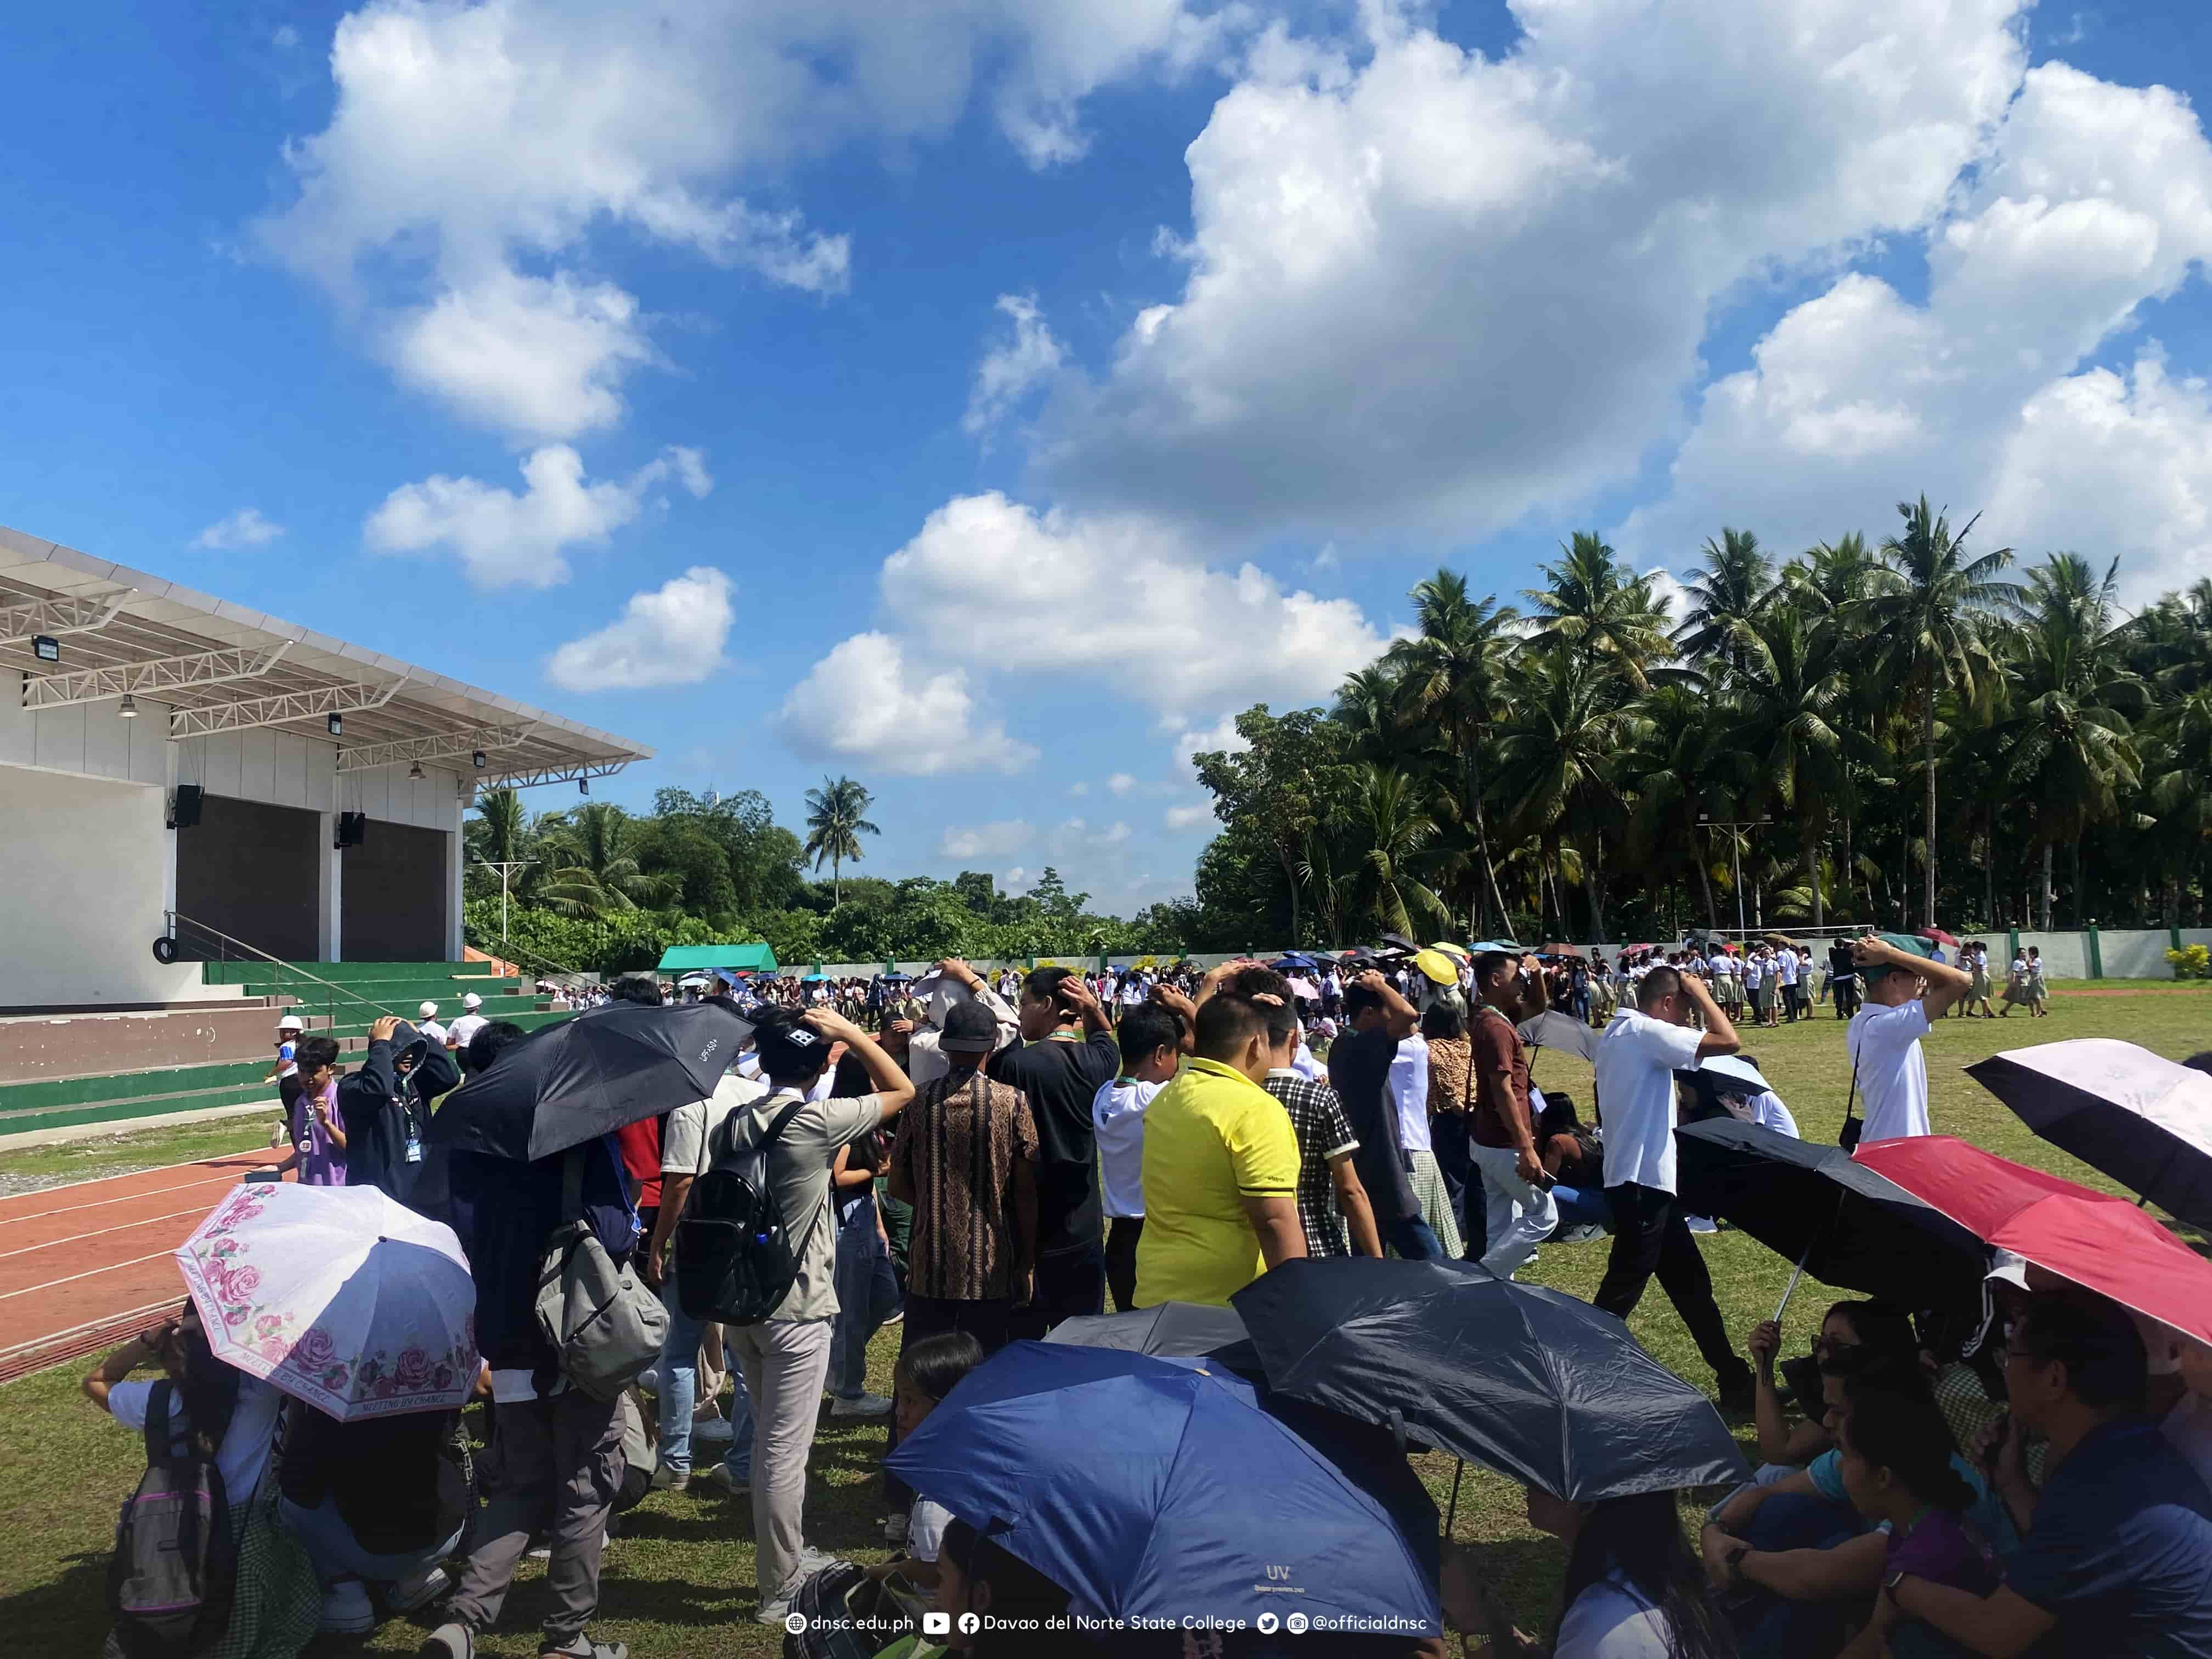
[162,908,408,1030]
[474,933,586,983]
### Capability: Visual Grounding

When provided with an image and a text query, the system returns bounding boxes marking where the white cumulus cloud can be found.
[1107,772,1136,794]
[544,566,734,691]
[1165,802,1215,830]
[192,508,285,549]
[776,632,1038,776]
[964,293,1065,438]
[364,443,711,589]
[941,820,1034,860]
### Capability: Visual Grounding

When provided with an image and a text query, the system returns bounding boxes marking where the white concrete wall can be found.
[178,726,460,828]
[0,690,172,784]
[0,763,213,1006]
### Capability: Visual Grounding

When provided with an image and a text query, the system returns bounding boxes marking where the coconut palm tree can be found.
[1852,496,2022,926]
[534,802,678,917]
[1726,607,1864,934]
[1348,765,1451,936]
[1383,570,1517,933]
[1673,528,1774,669]
[1522,532,1677,691]
[1493,647,1638,941]
[803,775,881,907]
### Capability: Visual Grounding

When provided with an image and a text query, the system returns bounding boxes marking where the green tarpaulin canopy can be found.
[656,942,779,974]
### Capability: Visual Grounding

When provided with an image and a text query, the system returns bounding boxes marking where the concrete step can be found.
[0,1057,270,1116]
[199,959,488,985]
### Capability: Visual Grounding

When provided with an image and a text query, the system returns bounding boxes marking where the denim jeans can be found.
[654,1274,753,1482]
[1548,1182,1613,1232]
[830,1196,902,1400]
[278,1495,461,1587]
[1380,1215,1443,1260]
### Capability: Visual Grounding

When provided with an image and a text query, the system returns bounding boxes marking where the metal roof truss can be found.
[168,674,407,739]
[19,641,292,711]
[335,722,537,775]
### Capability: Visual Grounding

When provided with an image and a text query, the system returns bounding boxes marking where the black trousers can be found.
[1593,1183,1749,1387]
[1427,1112,1476,1258]
[1104,1217,1144,1313]
[1011,1239,1105,1340]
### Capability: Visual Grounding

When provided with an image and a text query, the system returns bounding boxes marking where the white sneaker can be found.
[755,1599,793,1628]
[794,1545,845,1577]
[830,1392,894,1419]
[320,1577,376,1635]
[388,1565,451,1616]
[1686,1215,1719,1234]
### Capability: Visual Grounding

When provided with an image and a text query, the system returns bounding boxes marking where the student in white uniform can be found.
[1844,934,1974,1141]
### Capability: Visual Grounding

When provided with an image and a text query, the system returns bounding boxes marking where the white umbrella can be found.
[175,1182,477,1420]
[1966,1039,2212,1229]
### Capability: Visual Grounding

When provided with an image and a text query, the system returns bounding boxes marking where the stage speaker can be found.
[336,811,368,848]
[170,785,204,829]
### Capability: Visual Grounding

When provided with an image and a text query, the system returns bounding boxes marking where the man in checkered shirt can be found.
[1224,966,1384,1259]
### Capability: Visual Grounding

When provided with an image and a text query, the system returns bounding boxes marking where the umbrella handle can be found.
[1446,1459,1463,1542]
[1773,1240,1812,1323]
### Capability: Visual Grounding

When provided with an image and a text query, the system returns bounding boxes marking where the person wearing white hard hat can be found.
[444,992,488,1062]
[416,1000,448,1047]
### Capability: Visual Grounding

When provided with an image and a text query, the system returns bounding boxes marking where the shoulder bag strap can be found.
[144,1378,174,1466]
[1843,1059,1860,1128]
[560,1146,585,1222]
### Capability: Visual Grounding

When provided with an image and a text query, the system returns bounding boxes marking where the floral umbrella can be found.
[175,1182,477,1420]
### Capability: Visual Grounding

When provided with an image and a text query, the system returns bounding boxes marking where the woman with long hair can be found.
[1525,1487,1738,1658]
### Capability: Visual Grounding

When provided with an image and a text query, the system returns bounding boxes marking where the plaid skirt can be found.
[1404,1150,1464,1259]
[207,1474,321,1659]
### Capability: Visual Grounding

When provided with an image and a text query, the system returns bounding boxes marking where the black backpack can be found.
[107,1381,238,1658]
[674,1098,810,1325]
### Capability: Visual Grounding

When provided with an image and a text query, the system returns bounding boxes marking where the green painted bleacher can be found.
[0,1003,574,1139]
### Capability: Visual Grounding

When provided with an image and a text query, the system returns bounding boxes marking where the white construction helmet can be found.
[275,1014,305,1032]
[419,1001,439,1019]
[462,992,483,1011]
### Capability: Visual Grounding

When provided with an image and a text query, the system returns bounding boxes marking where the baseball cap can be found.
[275,1014,305,1032]
[462,992,483,1010]
[939,1001,1002,1054]
[419,1001,439,1019]
[1984,1249,2032,1291]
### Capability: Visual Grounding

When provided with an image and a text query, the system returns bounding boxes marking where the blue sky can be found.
[5,1,2212,915]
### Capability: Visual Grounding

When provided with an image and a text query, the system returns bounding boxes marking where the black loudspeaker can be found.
[170,785,203,829]
[335,811,367,848]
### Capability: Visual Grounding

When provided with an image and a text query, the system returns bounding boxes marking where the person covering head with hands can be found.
[1592,964,1758,1407]
[1328,967,1438,1259]
[1846,933,1973,1143]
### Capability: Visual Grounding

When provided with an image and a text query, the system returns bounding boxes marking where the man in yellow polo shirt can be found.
[1135,989,1307,1306]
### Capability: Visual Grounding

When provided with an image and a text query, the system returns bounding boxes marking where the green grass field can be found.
[4,984,2205,1656]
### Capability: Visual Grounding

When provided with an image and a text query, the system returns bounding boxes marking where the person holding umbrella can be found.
[1592,963,1758,1409]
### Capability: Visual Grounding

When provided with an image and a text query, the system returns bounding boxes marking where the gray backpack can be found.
[106,1381,237,1657]
[535,1148,670,1401]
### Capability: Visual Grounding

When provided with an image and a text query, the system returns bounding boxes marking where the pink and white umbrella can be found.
[175,1182,477,1420]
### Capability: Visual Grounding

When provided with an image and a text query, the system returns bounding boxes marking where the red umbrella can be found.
[1854,1136,2212,1346]
[1917,927,1962,948]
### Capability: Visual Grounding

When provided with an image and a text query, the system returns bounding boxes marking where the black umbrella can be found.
[1232,1258,1748,1501]
[426,1000,753,1161]
[1673,1119,1986,1317]
[1043,1302,1249,1358]
[1967,1039,2212,1230]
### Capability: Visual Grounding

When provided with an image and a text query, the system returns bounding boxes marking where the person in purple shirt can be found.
[268,1036,347,1186]
[1836,1386,1998,1657]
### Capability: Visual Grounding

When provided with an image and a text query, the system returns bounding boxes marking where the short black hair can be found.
[608,974,664,1006]
[295,1035,342,1074]
[1024,966,1075,1003]
[1837,1387,1978,1513]
[1822,1299,1919,1362]
[1342,983,1385,1022]
[1115,1003,1184,1066]
[1194,992,1270,1061]
[2012,1290,2147,1411]
[1473,951,1515,985]
[1225,966,1299,1046]
[466,1020,528,1075]
[1421,1001,1465,1040]
[898,1330,984,1405]
[751,1007,832,1085]
[1637,966,1683,1009]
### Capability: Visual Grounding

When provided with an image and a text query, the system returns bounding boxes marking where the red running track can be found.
[0,1149,283,1383]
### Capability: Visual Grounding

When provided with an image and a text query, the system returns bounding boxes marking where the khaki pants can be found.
[725,1316,834,1605]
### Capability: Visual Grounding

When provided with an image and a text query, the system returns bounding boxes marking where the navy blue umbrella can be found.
[884,1340,1440,1635]
[1234,1259,1748,1501]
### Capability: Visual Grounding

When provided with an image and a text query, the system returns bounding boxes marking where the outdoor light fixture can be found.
[408,760,425,780]
[578,777,589,795]
[327,712,343,737]
[31,635,59,663]
[118,694,138,718]
[472,749,486,769]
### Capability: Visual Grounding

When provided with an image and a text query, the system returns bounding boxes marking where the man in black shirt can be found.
[986,965,1119,1336]
[342,1016,458,1210]
[1326,970,1439,1259]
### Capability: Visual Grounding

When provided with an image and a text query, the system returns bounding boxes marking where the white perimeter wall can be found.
[0,764,210,1006]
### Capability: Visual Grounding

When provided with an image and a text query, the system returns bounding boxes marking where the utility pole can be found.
[1699,814,1771,940]
[475,860,533,943]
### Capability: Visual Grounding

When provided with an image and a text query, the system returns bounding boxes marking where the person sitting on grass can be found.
[1830,1387,1999,1659]
[1746,1301,1921,1471]
[865,1332,985,1594]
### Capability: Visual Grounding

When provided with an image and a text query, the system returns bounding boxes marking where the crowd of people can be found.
[78,933,2211,1659]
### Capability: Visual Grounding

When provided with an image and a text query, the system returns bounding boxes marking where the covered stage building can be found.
[0,523,652,1012]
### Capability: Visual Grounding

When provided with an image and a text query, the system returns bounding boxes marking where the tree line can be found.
[1186,496,2212,949]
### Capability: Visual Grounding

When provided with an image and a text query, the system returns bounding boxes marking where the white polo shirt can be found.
[1593,1011,1703,1193]
[1846,1000,1933,1141]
